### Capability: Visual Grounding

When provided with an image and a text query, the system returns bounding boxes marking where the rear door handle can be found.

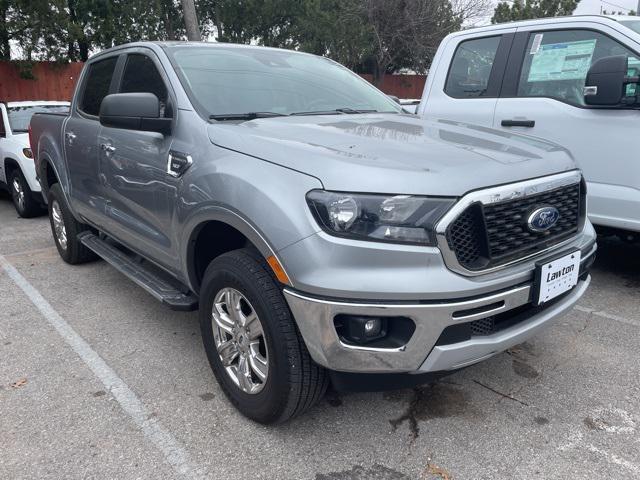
[501,119,535,128]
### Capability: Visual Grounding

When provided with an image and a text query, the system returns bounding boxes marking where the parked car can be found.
[31,42,596,423]
[418,15,640,241]
[0,101,69,217]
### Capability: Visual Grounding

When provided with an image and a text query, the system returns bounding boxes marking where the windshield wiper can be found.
[209,112,288,121]
[291,108,391,116]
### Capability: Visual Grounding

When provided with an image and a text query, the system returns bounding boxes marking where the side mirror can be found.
[99,93,171,135]
[584,55,634,106]
[388,95,401,104]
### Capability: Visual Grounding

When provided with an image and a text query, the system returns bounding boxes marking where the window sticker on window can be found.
[530,34,544,54]
[527,39,597,82]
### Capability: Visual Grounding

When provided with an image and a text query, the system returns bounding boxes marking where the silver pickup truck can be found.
[31,42,596,424]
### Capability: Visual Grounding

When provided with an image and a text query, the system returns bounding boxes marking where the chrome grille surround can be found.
[435,171,586,277]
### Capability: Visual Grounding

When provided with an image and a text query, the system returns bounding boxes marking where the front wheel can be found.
[199,249,328,424]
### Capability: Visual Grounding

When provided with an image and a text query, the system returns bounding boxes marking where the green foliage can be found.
[492,0,579,24]
[0,0,484,79]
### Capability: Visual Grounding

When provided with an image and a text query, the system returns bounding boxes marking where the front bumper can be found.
[284,243,595,374]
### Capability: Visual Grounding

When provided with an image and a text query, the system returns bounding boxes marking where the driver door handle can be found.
[100,143,116,153]
[65,131,77,144]
[501,119,536,128]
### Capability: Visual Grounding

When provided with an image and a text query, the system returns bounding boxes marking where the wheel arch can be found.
[183,207,291,294]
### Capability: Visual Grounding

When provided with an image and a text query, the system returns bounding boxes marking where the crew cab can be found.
[0,101,69,217]
[419,15,640,241]
[31,42,596,423]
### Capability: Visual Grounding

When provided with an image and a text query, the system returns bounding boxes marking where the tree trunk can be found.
[181,0,200,41]
[372,60,384,87]
[0,0,10,60]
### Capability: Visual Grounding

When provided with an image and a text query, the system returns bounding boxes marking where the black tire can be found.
[199,248,328,424]
[9,169,44,218]
[47,183,97,264]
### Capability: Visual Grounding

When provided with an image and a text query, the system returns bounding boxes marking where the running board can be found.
[78,232,198,311]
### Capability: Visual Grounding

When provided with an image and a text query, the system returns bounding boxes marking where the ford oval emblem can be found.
[527,206,560,233]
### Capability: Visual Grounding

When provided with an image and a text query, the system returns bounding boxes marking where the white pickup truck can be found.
[0,101,69,217]
[418,15,640,241]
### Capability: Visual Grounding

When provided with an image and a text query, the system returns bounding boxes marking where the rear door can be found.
[494,22,640,232]
[97,49,178,270]
[65,54,121,225]
[420,28,515,127]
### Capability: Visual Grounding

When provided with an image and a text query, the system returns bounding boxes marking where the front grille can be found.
[446,182,583,271]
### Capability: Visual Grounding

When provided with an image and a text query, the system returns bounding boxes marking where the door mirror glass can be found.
[99,93,171,134]
[584,55,629,106]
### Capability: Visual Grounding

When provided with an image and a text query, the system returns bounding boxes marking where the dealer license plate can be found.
[534,250,581,305]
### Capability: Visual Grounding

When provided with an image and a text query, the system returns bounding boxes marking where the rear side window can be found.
[517,29,640,106]
[445,36,501,98]
[80,57,118,116]
[120,54,171,117]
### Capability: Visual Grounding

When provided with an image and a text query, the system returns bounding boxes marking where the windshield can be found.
[166,46,402,118]
[7,105,69,132]
[618,19,640,35]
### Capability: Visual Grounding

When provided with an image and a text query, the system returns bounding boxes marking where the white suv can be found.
[0,101,69,217]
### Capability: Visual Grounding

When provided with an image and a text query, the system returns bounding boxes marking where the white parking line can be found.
[575,305,640,328]
[0,255,205,480]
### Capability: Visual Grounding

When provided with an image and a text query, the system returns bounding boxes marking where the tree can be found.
[492,0,578,24]
[181,0,200,40]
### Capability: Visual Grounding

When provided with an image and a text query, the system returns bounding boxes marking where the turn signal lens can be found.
[267,255,291,285]
[22,148,33,159]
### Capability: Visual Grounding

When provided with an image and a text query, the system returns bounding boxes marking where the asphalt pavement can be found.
[1,193,638,480]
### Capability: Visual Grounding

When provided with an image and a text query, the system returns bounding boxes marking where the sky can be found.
[574,0,640,14]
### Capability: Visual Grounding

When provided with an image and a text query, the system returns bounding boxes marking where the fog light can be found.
[364,318,382,337]
[334,315,388,345]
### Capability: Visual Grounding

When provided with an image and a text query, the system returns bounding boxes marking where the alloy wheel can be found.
[211,287,269,394]
[51,200,68,250]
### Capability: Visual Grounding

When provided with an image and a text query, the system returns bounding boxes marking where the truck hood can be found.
[207,114,576,196]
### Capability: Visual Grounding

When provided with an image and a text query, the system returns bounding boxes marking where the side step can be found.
[78,232,198,311]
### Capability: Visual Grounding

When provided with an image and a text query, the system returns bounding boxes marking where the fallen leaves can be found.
[423,461,453,480]
[9,378,27,389]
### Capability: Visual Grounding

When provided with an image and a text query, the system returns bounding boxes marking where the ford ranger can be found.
[30,42,596,424]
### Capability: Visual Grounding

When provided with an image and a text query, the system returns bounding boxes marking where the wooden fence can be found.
[0,61,425,101]
[0,62,84,102]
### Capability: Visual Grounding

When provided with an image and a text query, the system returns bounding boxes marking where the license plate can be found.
[534,250,581,305]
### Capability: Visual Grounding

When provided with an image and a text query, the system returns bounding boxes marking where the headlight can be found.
[22,148,33,159]
[306,190,455,246]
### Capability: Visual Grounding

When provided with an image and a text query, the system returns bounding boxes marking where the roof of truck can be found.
[456,15,629,35]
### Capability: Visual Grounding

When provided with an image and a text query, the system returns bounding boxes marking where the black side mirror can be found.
[99,93,171,135]
[388,95,401,104]
[584,55,637,107]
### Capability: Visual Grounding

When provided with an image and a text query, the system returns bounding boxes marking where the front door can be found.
[420,30,515,127]
[98,51,177,270]
[494,26,640,232]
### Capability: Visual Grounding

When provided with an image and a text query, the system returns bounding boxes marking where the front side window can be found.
[7,105,69,133]
[444,36,501,98]
[80,56,118,116]
[120,54,171,117]
[517,29,640,106]
[166,46,402,117]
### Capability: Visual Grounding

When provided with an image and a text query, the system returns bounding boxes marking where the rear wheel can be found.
[9,169,44,218]
[199,248,328,424]
[47,183,97,264]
